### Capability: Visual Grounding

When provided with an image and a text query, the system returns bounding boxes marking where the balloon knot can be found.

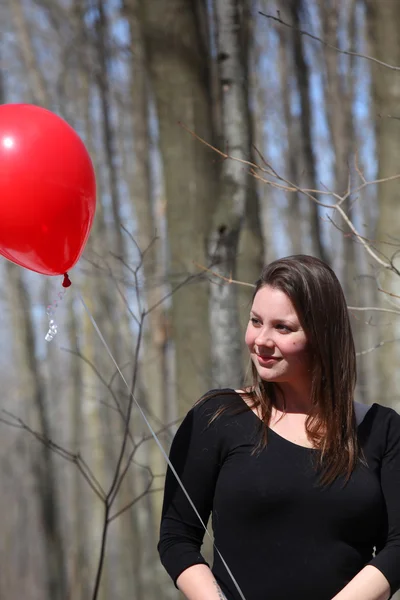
[62,273,72,288]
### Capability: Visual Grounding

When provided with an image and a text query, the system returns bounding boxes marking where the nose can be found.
[255,328,274,348]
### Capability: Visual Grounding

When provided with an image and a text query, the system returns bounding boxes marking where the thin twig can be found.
[348,306,400,317]
[356,337,400,356]
[194,262,256,287]
[378,287,400,301]
[184,121,399,270]
[109,487,163,522]
[334,205,391,269]
[0,411,107,500]
[107,315,145,505]
[259,12,400,72]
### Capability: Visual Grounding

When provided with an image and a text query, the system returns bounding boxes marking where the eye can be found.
[250,317,261,325]
[276,323,292,333]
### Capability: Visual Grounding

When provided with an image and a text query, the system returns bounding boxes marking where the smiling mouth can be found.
[256,354,281,361]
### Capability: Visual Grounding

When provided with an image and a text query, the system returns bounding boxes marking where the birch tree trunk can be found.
[234,1,264,369]
[209,0,253,388]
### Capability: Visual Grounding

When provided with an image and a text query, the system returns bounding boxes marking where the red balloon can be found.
[0,104,96,276]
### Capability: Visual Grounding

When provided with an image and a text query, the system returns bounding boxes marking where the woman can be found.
[158,255,400,600]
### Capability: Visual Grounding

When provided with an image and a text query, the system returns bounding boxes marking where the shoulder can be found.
[359,402,400,454]
[366,403,400,427]
[181,388,249,438]
[193,388,245,416]
[172,389,245,459]
[374,403,400,445]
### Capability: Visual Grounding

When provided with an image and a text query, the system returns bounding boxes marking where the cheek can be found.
[244,326,254,349]
[285,339,309,359]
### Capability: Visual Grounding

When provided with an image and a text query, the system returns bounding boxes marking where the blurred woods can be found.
[1,0,400,598]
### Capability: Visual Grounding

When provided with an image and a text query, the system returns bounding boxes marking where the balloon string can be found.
[45,273,71,342]
[78,293,247,600]
[45,291,66,342]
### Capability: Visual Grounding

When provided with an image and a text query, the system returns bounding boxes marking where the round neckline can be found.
[231,388,318,451]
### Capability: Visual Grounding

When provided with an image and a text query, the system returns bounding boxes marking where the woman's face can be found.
[245,285,311,388]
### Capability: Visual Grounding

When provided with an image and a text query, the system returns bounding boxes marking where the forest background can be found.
[1,0,400,598]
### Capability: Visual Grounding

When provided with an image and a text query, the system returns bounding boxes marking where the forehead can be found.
[251,286,299,318]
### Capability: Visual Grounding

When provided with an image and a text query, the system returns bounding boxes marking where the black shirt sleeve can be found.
[157,397,225,586]
[368,407,400,596]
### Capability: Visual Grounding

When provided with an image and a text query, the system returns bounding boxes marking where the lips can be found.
[255,354,282,368]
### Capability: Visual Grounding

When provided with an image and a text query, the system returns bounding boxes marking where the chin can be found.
[257,367,286,382]
[257,370,281,382]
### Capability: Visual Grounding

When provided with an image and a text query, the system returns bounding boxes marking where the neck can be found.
[273,382,313,414]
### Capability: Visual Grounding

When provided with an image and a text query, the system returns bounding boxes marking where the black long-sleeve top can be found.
[158,390,400,599]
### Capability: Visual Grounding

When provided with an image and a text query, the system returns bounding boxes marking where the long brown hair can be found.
[206,255,359,486]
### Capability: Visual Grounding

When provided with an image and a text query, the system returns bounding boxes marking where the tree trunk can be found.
[366,0,400,413]
[122,2,173,595]
[208,0,255,388]
[287,0,328,263]
[139,0,214,413]
[277,3,304,255]
[320,0,365,400]
[4,5,68,598]
[9,0,50,106]
[70,7,116,596]
[236,1,264,368]
[6,263,68,600]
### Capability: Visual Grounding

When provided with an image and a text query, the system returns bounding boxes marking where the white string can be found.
[45,289,67,342]
[79,293,247,600]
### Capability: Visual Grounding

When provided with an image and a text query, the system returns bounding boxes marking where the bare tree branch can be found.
[259,11,400,72]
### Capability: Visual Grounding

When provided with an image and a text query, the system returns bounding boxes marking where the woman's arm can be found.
[331,565,390,600]
[177,564,228,600]
[333,408,400,600]
[158,398,230,592]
